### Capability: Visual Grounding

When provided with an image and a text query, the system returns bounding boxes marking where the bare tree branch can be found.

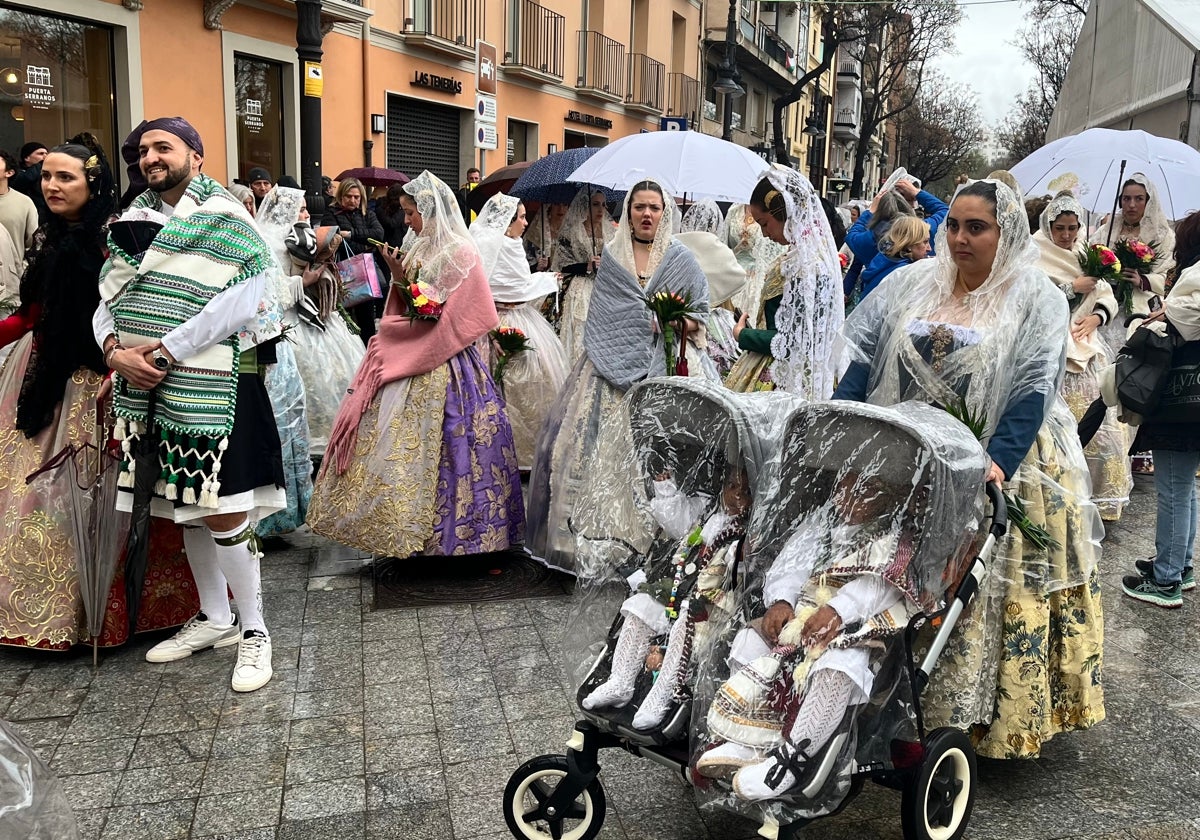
[896,71,986,186]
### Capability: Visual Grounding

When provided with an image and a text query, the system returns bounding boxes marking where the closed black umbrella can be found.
[123,391,159,636]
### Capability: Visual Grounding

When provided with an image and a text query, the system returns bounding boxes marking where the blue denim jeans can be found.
[1152,448,1200,585]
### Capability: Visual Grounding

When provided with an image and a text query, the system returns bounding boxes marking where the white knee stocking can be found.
[632,608,692,730]
[786,668,857,756]
[582,614,654,711]
[182,526,233,626]
[210,519,267,636]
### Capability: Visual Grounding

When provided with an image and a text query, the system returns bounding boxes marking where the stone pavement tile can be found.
[289,712,366,748]
[201,749,287,796]
[439,721,516,766]
[301,619,364,646]
[61,770,122,810]
[491,662,564,695]
[1125,824,1200,840]
[968,791,1123,839]
[361,636,424,660]
[128,729,214,769]
[154,671,232,707]
[0,667,29,693]
[613,797,708,840]
[210,721,289,758]
[698,807,775,840]
[447,787,518,838]
[509,715,577,760]
[293,685,364,719]
[72,807,109,840]
[268,624,303,647]
[21,663,95,692]
[308,572,364,592]
[976,756,1071,802]
[423,629,484,659]
[444,754,522,800]
[114,760,206,805]
[500,687,573,723]
[99,799,195,840]
[365,680,438,712]
[285,741,364,784]
[191,786,283,835]
[61,705,152,743]
[295,654,364,692]
[192,831,276,840]
[50,735,136,775]
[10,716,71,750]
[282,775,366,821]
[361,611,421,643]
[433,694,506,730]
[78,677,161,714]
[7,686,88,719]
[277,811,366,840]
[366,766,447,810]
[362,650,428,686]
[219,682,297,726]
[480,625,545,655]
[364,730,440,774]
[365,800,454,840]
[472,600,534,631]
[141,701,222,735]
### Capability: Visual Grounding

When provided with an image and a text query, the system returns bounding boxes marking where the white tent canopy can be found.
[1049,0,1200,148]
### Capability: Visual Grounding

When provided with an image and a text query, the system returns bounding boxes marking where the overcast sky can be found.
[929,1,1040,127]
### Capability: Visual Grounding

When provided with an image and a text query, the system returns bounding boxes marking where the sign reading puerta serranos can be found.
[25,64,55,111]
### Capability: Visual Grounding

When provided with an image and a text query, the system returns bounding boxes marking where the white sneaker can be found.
[231,630,273,692]
[696,741,761,778]
[145,612,240,663]
[732,743,810,802]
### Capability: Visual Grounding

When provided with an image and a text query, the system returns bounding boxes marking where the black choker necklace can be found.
[633,234,654,245]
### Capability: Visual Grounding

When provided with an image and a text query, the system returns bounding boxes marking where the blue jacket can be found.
[844,190,950,265]
[859,252,913,300]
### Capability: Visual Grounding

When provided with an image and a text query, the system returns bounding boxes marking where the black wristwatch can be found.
[151,349,172,371]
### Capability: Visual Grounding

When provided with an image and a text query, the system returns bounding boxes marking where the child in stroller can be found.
[697,467,928,801]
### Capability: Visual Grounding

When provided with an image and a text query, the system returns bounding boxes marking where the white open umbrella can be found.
[565,132,766,203]
[1011,128,1200,220]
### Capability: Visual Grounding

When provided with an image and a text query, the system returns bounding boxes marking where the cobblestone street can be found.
[2,474,1198,840]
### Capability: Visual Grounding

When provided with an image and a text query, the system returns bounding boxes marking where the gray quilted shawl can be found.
[584,238,710,391]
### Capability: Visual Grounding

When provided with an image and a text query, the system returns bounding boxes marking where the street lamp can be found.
[713,0,744,142]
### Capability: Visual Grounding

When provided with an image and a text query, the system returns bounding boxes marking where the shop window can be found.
[235,54,285,182]
[0,6,116,171]
[507,118,537,164]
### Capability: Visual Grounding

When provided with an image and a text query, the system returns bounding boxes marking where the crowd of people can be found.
[0,117,1197,817]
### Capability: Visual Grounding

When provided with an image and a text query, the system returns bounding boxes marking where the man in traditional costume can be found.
[95,117,285,692]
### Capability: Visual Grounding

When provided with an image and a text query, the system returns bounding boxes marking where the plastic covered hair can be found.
[402,170,481,299]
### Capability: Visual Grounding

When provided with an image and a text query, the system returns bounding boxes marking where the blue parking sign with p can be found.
[660,117,688,132]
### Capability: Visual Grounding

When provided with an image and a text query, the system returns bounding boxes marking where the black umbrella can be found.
[123,391,159,636]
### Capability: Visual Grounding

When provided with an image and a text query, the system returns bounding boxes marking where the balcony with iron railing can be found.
[666,72,699,122]
[755,22,794,74]
[504,0,564,83]
[577,30,625,103]
[404,0,482,60]
[833,105,859,142]
[625,53,664,114]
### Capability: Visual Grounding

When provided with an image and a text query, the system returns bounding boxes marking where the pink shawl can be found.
[325,254,499,474]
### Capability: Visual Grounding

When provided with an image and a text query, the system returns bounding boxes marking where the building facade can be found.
[11,0,713,192]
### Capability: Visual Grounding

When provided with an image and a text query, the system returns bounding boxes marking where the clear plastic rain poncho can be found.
[0,720,78,839]
[1089,171,1176,319]
[681,199,728,240]
[838,180,1104,748]
[689,400,988,825]
[254,186,365,456]
[552,187,615,272]
[563,378,804,737]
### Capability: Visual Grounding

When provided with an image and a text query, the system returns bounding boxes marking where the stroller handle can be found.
[985,481,1007,538]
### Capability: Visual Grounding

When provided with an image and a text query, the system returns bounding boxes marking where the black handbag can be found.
[1149,340,1200,424]
[1115,321,1182,416]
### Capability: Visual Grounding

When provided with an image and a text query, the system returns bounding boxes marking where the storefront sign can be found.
[244,99,263,134]
[566,110,612,130]
[24,64,55,111]
[412,71,463,94]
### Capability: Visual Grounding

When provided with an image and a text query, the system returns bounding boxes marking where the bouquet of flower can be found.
[396,265,444,322]
[1110,239,1160,313]
[646,290,704,377]
[1075,244,1122,310]
[490,326,532,388]
[838,252,850,271]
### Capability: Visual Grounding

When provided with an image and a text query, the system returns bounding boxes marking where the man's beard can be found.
[146,161,190,194]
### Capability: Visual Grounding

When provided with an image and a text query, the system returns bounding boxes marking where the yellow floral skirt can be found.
[723,350,775,393]
[922,408,1105,759]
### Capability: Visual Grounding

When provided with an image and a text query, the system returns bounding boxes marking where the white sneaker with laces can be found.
[145,612,240,663]
[231,630,273,692]
[696,741,761,778]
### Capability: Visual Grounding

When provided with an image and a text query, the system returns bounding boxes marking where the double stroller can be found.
[503,379,1005,840]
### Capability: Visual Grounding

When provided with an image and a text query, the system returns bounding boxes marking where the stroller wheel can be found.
[503,754,607,840]
[900,728,975,840]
